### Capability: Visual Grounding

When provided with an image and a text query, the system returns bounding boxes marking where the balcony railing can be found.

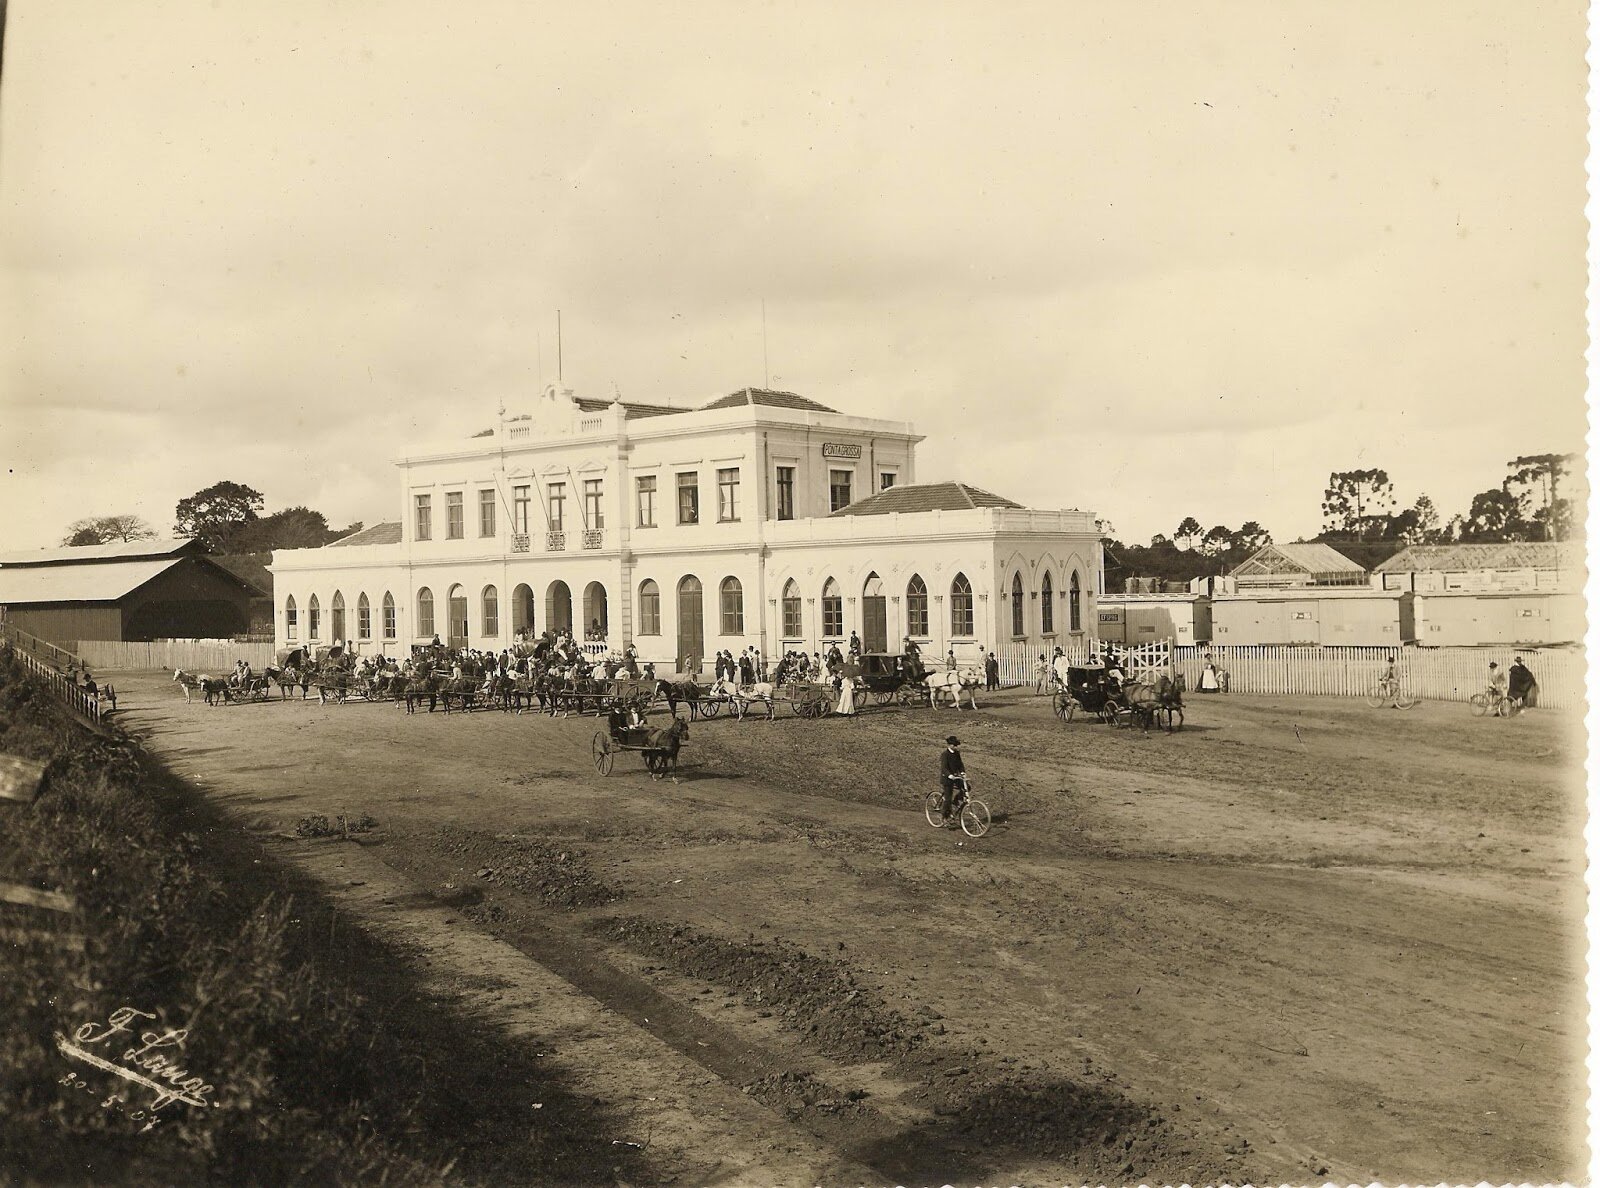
[582,529,605,550]
[545,530,566,552]
[511,533,531,554]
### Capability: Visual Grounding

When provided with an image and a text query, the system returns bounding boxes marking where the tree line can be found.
[61,481,362,555]
[1103,451,1579,592]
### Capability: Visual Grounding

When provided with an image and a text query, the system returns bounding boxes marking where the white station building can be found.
[270,384,1104,672]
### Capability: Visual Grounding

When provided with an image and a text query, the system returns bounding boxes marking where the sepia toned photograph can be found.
[0,1,1590,1184]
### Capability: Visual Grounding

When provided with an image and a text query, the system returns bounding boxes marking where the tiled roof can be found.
[572,397,684,419]
[699,387,839,414]
[0,558,184,602]
[1375,541,1583,572]
[0,538,202,568]
[829,481,1023,517]
[328,522,403,547]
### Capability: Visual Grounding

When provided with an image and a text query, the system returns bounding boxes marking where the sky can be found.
[0,0,1589,550]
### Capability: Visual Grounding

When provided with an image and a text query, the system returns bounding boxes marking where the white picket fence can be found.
[994,639,1583,710]
[76,639,276,672]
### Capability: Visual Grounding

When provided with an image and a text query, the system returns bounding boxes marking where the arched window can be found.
[417,587,434,639]
[1010,572,1025,637]
[821,578,843,637]
[330,590,346,643]
[1040,572,1054,634]
[950,573,973,637]
[308,594,322,640]
[1070,571,1082,632]
[285,595,298,641]
[781,579,802,638]
[583,582,608,641]
[906,575,928,637]
[357,592,372,640]
[720,577,744,635]
[638,579,661,635]
[447,585,468,646]
[482,585,499,636]
[382,592,396,640]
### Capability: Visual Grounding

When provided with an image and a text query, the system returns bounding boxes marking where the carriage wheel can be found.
[1053,691,1074,723]
[960,799,991,838]
[923,791,947,828]
[591,733,614,776]
[1468,693,1491,717]
[897,687,916,707]
[700,700,721,719]
[1393,688,1418,710]
[875,690,895,706]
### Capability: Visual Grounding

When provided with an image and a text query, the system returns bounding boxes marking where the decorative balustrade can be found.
[545,530,567,552]
[511,533,531,554]
[582,529,605,550]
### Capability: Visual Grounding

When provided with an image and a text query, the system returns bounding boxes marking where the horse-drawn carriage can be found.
[591,708,690,781]
[1053,664,1184,732]
[856,653,925,706]
[781,680,834,718]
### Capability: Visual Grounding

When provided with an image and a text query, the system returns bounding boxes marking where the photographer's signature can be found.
[56,1006,219,1131]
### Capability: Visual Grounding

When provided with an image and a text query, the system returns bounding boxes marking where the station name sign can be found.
[821,442,862,459]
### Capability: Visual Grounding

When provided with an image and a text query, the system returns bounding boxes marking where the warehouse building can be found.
[0,539,263,645]
[271,382,1105,669]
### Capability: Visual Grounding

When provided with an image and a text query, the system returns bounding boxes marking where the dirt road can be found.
[117,673,1586,1184]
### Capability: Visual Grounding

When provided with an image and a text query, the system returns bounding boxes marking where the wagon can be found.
[781,680,834,718]
[1052,664,1133,726]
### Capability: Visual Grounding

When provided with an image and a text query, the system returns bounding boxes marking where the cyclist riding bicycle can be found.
[939,736,965,826]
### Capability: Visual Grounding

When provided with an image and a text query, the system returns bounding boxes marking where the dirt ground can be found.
[115,672,1587,1185]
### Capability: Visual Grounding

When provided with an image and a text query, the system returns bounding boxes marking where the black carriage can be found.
[1053,664,1133,726]
[856,653,925,706]
[591,706,689,780]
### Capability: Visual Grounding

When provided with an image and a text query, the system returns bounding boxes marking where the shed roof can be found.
[0,538,202,568]
[328,522,404,547]
[0,558,184,603]
[699,387,839,414]
[1231,541,1365,577]
[1374,541,1583,572]
[829,481,1023,517]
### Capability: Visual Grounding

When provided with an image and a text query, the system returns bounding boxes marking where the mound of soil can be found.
[603,916,925,1062]
[741,1070,872,1120]
[426,827,619,909]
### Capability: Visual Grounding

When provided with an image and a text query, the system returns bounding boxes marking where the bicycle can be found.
[923,773,991,837]
[1469,688,1520,718]
[1364,677,1417,710]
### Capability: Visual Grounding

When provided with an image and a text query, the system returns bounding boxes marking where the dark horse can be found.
[654,679,705,721]
[643,717,690,782]
[1126,673,1185,733]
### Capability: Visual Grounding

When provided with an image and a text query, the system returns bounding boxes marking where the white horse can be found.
[924,668,982,710]
[708,677,777,720]
[172,668,230,706]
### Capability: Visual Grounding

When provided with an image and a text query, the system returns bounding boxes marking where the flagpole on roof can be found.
[761,298,769,389]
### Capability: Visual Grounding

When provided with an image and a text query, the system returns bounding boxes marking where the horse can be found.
[708,677,777,721]
[173,669,230,706]
[1123,673,1185,733]
[654,678,706,720]
[642,717,690,782]
[923,668,982,710]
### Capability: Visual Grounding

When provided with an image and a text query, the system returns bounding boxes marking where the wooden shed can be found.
[0,539,264,645]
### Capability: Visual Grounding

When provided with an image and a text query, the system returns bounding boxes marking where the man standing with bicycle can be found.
[940,736,965,826]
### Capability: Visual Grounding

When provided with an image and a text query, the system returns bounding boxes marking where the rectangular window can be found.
[414,494,432,541]
[782,593,802,638]
[512,486,530,534]
[776,467,795,521]
[717,467,740,521]
[880,472,897,490]
[446,491,464,539]
[583,479,605,530]
[907,592,928,637]
[720,580,743,634]
[636,476,657,527]
[383,599,396,639]
[677,472,699,525]
[822,593,843,637]
[548,483,566,531]
[358,602,371,639]
[479,489,496,537]
[286,603,298,640]
[829,469,853,513]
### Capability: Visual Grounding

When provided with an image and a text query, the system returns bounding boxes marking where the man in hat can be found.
[939,736,966,825]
